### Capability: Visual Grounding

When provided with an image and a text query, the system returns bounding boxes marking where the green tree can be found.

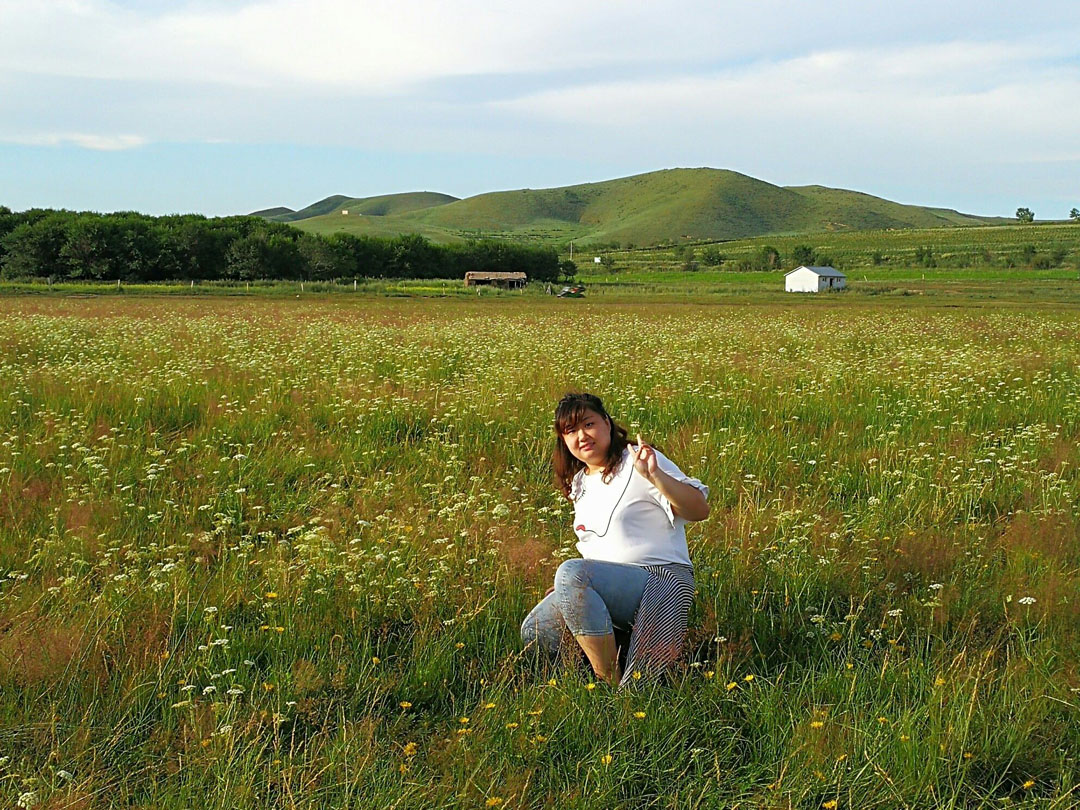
[755,245,781,270]
[1016,207,1034,224]
[791,244,814,267]
[700,246,725,266]
[558,259,577,283]
[1070,208,1079,222]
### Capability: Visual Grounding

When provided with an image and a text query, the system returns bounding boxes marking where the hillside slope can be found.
[263,192,458,223]
[279,168,1007,245]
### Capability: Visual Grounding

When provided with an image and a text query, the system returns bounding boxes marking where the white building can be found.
[785,265,846,293]
[594,257,603,264]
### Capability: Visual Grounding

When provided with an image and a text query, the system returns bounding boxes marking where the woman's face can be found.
[561,407,611,471]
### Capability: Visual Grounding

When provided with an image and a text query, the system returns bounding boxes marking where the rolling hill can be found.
[257,192,459,223]
[257,168,1009,246]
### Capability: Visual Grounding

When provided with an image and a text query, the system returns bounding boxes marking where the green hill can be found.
[261,192,458,223]
[248,206,295,218]
[277,168,1009,246]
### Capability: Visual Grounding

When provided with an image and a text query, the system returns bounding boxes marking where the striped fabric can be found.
[619,563,695,687]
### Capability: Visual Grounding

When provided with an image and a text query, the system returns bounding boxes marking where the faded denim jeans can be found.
[520,558,650,658]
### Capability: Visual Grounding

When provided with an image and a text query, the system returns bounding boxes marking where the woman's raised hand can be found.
[634,433,658,480]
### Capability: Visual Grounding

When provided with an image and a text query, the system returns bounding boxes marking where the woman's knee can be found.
[520,611,543,645]
[520,599,564,657]
[554,558,588,596]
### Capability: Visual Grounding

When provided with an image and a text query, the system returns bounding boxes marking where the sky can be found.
[1,1,1078,218]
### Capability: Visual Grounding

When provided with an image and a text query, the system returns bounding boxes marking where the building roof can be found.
[785,265,845,278]
[464,271,527,280]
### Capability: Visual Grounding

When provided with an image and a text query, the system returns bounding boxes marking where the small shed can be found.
[594,257,602,264]
[341,210,349,215]
[785,265,846,293]
[464,271,527,289]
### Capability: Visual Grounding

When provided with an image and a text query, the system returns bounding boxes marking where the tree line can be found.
[0,207,561,283]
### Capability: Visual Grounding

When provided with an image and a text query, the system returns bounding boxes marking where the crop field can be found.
[587,223,1080,274]
[1,295,1079,808]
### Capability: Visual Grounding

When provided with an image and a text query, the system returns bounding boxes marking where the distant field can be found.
[2,295,1079,808]
[575,269,1080,307]
[582,223,1080,274]
[5,264,1079,306]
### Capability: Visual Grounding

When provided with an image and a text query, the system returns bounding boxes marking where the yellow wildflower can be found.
[399,701,412,709]
[402,742,417,757]
[486,799,503,808]
[547,678,558,686]
[810,721,824,729]
[505,722,519,729]
[634,711,646,719]
[601,754,613,766]
[726,681,738,691]
[823,801,838,809]
[459,717,469,724]
[631,671,642,680]
[1022,780,1035,789]
[743,674,754,682]
[704,670,715,679]
[265,592,277,599]
[585,682,596,691]
[483,702,496,709]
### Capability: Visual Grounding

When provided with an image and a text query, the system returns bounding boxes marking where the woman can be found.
[520,392,710,687]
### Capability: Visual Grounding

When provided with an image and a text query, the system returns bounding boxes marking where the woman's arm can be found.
[633,435,710,522]
[647,467,710,521]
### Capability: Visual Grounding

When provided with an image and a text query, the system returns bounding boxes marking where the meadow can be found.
[1,294,1079,808]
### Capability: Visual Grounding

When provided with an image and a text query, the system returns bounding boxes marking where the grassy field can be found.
[1,294,1079,808]
[4,263,1080,306]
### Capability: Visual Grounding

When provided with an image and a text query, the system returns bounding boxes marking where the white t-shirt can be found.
[570,444,709,567]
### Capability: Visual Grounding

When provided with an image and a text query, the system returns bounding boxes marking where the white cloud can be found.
[492,41,1080,163]
[3,131,148,150]
[0,0,660,92]
[4,1,1074,94]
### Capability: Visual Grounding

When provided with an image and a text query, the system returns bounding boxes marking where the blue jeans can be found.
[520,559,651,657]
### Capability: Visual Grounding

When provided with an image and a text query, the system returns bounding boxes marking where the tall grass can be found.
[1,297,1078,808]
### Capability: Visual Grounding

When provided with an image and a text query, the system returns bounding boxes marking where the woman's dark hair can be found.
[552,392,630,498]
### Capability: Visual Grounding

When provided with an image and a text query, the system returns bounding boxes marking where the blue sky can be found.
[1,1,1078,218]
